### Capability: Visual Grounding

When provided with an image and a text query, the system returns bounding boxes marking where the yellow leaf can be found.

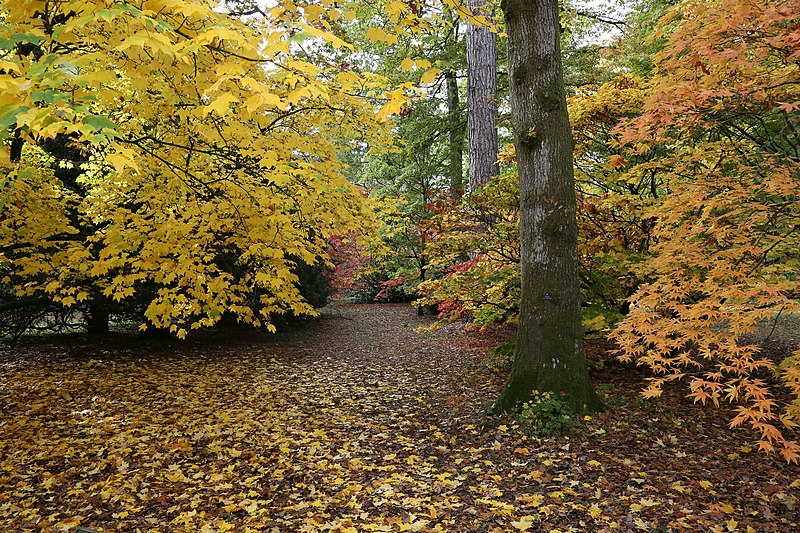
[510,517,535,530]
[671,481,690,494]
[303,4,326,20]
[376,89,406,122]
[699,480,714,490]
[400,58,415,72]
[115,31,176,57]
[105,146,140,174]
[420,68,440,85]
[726,518,738,531]
[203,93,239,117]
[300,23,353,50]
[364,27,398,45]
[165,472,186,482]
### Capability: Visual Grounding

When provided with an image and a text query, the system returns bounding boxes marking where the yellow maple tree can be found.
[0,0,399,336]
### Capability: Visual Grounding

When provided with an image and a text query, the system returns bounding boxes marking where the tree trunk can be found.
[10,130,24,162]
[494,0,602,413]
[86,301,110,335]
[445,68,464,198]
[466,0,499,192]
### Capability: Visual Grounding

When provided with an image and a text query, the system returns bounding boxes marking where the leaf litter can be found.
[0,303,798,532]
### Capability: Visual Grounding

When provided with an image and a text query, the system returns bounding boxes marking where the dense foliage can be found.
[611,0,800,461]
[0,0,397,337]
[367,0,800,459]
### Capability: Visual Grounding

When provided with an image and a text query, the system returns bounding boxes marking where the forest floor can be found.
[1,302,798,532]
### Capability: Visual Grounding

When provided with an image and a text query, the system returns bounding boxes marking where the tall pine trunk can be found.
[494,0,602,413]
[466,0,499,192]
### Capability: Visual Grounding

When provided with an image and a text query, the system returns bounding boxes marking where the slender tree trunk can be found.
[466,0,499,192]
[495,0,602,413]
[10,130,24,162]
[445,68,464,198]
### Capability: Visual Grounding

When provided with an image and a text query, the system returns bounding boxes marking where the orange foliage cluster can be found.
[611,0,800,462]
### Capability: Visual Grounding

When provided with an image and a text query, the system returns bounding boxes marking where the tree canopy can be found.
[1,0,398,336]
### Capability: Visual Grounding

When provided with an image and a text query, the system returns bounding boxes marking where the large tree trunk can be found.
[466,0,499,192]
[494,0,601,413]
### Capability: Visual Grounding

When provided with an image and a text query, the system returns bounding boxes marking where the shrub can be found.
[517,390,578,437]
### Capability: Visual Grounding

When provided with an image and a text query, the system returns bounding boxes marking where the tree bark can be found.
[466,0,499,192]
[10,130,24,162]
[445,68,464,198]
[86,301,110,335]
[494,0,602,413]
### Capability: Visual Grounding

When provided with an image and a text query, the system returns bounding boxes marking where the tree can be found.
[329,0,470,302]
[466,0,499,191]
[611,0,800,461]
[494,0,601,413]
[0,0,394,337]
[446,65,464,196]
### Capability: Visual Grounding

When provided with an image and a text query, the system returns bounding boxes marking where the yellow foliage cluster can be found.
[0,0,399,334]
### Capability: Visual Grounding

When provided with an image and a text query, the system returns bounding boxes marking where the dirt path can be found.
[1,303,798,532]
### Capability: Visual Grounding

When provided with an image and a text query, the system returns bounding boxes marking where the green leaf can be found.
[82,114,118,132]
[30,89,69,105]
[0,31,46,51]
[0,105,29,138]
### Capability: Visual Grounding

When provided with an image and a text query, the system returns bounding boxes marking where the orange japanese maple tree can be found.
[612,0,800,461]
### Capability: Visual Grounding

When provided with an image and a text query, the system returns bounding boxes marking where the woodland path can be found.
[0,303,798,532]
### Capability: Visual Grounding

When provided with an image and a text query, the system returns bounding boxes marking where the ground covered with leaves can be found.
[1,303,798,532]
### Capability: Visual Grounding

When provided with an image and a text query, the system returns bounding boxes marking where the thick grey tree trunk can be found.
[494,0,602,413]
[466,0,499,192]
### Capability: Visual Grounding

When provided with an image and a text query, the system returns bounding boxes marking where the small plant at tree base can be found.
[517,390,578,437]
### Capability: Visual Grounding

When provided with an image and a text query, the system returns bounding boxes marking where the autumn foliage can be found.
[412,0,800,460]
[0,0,397,336]
[611,0,800,461]
[415,170,520,326]
[2,0,799,466]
